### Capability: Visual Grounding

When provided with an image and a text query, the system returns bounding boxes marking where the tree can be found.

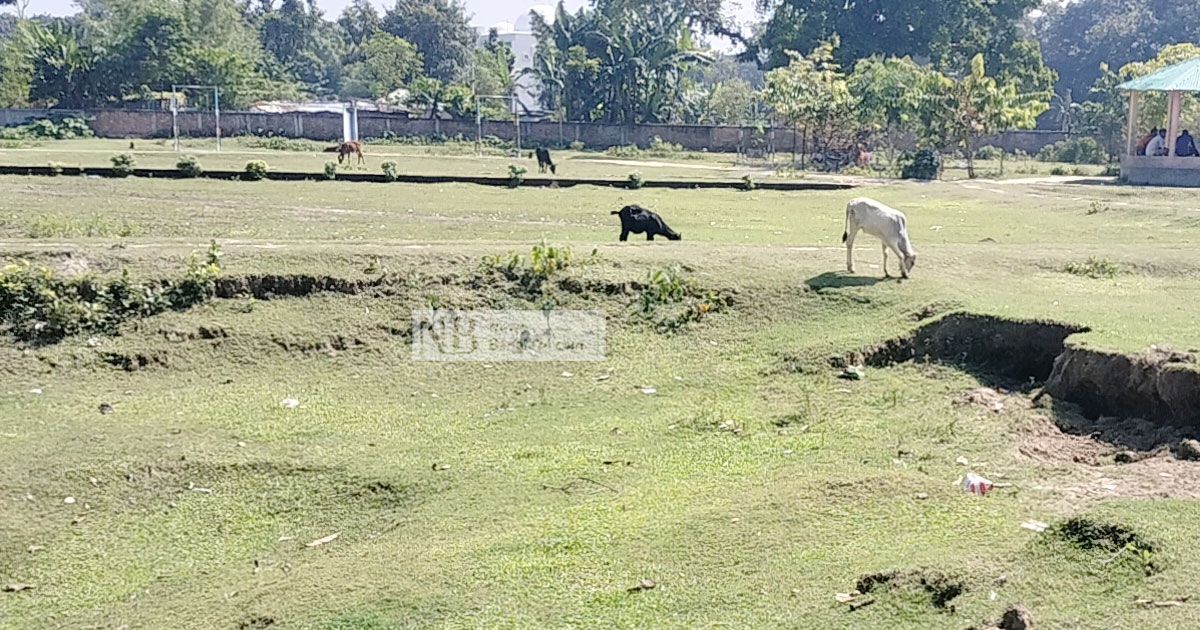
[764,38,855,164]
[254,0,345,96]
[916,54,1049,178]
[1037,0,1200,102]
[705,79,756,125]
[382,0,475,82]
[19,21,113,107]
[341,31,422,99]
[849,55,930,168]
[337,0,381,50]
[752,0,1054,96]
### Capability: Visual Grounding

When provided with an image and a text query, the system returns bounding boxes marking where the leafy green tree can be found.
[764,38,855,162]
[849,56,931,167]
[382,0,475,82]
[341,32,422,98]
[753,0,1053,96]
[916,54,1049,178]
[337,0,382,50]
[19,21,113,107]
[254,0,345,96]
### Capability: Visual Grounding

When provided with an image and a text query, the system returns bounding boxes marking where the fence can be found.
[1,108,1076,156]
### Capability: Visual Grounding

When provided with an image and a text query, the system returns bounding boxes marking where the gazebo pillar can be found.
[1126,92,1141,155]
[1167,90,1183,157]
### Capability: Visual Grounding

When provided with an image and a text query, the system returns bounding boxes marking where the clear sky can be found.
[6,1,757,38]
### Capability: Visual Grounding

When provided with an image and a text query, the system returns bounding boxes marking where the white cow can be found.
[842,197,918,279]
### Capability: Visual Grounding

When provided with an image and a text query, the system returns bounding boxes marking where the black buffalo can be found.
[535,147,556,174]
[612,205,681,241]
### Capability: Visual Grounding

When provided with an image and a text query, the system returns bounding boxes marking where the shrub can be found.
[1049,166,1069,176]
[478,241,572,293]
[0,117,93,141]
[244,160,269,181]
[1064,257,1119,279]
[323,160,338,180]
[607,144,642,158]
[176,155,202,178]
[1037,137,1107,165]
[47,162,65,177]
[381,160,399,182]
[975,145,1005,161]
[741,175,757,191]
[0,242,221,344]
[240,136,323,152]
[569,140,586,151]
[638,266,731,333]
[1102,164,1121,177]
[507,164,527,188]
[110,153,136,178]
[900,149,941,180]
[647,135,683,157]
[628,171,645,189]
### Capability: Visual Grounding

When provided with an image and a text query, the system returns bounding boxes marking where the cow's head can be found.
[903,252,918,274]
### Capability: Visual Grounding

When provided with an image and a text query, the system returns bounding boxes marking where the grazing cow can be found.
[612,205,681,241]
[535,147,556,174]
[842,197,918,278]
[329,141,365,165]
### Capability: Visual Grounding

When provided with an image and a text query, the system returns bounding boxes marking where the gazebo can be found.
[1119,58,1200,186]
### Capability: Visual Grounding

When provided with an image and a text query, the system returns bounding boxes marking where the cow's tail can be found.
[841,204,850,243]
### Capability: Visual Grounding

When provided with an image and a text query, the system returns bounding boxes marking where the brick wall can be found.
[2,108,1078,155]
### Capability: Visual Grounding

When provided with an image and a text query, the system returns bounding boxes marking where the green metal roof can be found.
[1118,58,1200,92]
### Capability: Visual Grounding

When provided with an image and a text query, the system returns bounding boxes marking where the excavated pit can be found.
[834,313,1087,383]
[835,312,1200,443]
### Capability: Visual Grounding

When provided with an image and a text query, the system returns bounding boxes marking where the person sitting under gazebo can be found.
[1146,128,1168,156]
[1176,130,1199,157]
[1137,127,1158,155]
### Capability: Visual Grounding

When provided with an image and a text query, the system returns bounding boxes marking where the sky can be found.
[7,0,759,32]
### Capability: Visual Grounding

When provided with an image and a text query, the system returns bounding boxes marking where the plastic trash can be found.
[280,398,300,409]
[962,472,993,496]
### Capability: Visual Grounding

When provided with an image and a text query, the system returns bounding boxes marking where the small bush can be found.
[607,144,642,158]
[1064,257,1119,279]
[47,162,65,177]
[1037,137,1107,165]
[1086,201,1110,215]
[0,242,221,344]
[244,160,269,181]
[1049,166,1069,176]
[1102,164,1121,177]
[628,171,645,189]
[381,160,399,182]
[240,136,323,152]
[110,153,136,178]
[176,155,203,178]
[975,145,1005,160]
[647,135,683,157]
[741,175,757,191]
[27,215,141,239]
[900,149,942,180]
[569,140,586,151]
[0,117,93,141]
[479,241,572,293]
[323,160,338,180]
[1072,166,1088,176]
[507,164,527,188]
[638,266,731,333]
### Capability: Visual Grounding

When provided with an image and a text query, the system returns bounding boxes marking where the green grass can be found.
[2,173,1200,628]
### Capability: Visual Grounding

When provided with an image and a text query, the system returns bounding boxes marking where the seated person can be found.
[1136,127,1157,156]
[1176,130,1199,157]
[1146,128,1168,156]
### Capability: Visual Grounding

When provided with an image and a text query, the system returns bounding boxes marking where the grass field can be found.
[0,137,1111,184]
[2,156,1200,629]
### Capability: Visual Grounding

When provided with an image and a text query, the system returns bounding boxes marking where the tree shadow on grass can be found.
[805,271,893,290]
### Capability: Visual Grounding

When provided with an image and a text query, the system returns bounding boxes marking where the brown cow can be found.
[329,141,365,165]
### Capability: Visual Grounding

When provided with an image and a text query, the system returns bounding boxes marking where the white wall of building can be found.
[480,4,554,115]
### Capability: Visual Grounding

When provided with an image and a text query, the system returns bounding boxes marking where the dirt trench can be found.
[838,312,1200,431]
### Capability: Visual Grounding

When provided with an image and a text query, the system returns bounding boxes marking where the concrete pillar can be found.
[1126,92,1141,156]
[1167,91,1182,157]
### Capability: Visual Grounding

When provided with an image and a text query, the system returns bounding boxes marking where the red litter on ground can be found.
[962,473,994,496]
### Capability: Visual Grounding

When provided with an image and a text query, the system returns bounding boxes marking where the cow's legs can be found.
[845,229,858,273]
[881,243,890,277]
[647,233,655,241]
[619,230,629,242]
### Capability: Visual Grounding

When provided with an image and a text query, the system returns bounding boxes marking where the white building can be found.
[480,4,555,116]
